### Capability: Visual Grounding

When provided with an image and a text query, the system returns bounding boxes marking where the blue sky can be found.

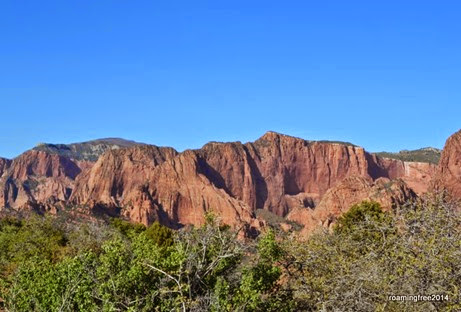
[1,1,460,158]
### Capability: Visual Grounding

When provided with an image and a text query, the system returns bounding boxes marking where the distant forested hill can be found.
[375,147,441,164]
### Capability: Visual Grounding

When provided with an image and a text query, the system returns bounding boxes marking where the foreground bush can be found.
[289,197,461,311]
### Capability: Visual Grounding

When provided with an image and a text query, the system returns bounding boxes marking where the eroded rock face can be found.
[67,131,435,231]
[0,141,161,212]
[9,150,81,180]
[197,142,260,212]
[0,158,11,177]
[433,130,461,199]
[196,132,432,217]
[0,132,442,233]
[0,151,84,209]
[71,146,254,229]
[372,156,436,194]
[70,145,177,207]
[143,150,254,228]
[247,133,375,216]
[0,177,34,209]
[287,176,417,235]
[196,133,377,217]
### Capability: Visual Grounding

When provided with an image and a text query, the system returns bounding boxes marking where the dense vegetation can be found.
[0,195,460,311]
[375,147,441,164]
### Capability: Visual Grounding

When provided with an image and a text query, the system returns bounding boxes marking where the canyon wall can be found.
[0,131,452,234]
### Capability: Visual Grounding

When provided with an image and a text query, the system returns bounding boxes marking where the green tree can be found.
[145,221,174,248]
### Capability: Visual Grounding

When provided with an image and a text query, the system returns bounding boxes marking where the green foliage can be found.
[109,218,146,238]
[0,216,23,229]
[227,229,293,312]
[2,196,459,311]
[334,201,396,247]
[257,228,283,263]
[110,218,174,247]
[335,201,389,233]
[0,216,68,277]
[6,254,98,311]
[0,215,290,311]
[145,221,174,248]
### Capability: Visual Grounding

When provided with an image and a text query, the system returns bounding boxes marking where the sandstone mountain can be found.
[433,130,461,199]
[0,139,143,213]
[0,131,454,234]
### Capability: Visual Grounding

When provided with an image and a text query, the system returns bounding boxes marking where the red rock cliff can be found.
[0,150,84,209]
[433,130,461,199]
[0,158,11,177]
[67,132,438,230]
[70,146,254,228]
[70,145,177,206]
[287,176,417,235]
[0,132,441,233]
[197,132,430,217]
[371,156,436,194]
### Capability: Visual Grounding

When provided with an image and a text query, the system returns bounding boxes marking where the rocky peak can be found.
[254,131,310,148]
[69,144,255,229]
[258,131,288,140]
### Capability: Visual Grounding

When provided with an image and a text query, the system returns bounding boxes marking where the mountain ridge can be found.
[374,147,442,164]
[0,130,458,236]
[1,133,441,164]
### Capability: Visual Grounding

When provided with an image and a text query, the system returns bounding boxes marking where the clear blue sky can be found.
[1,1,460,159]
